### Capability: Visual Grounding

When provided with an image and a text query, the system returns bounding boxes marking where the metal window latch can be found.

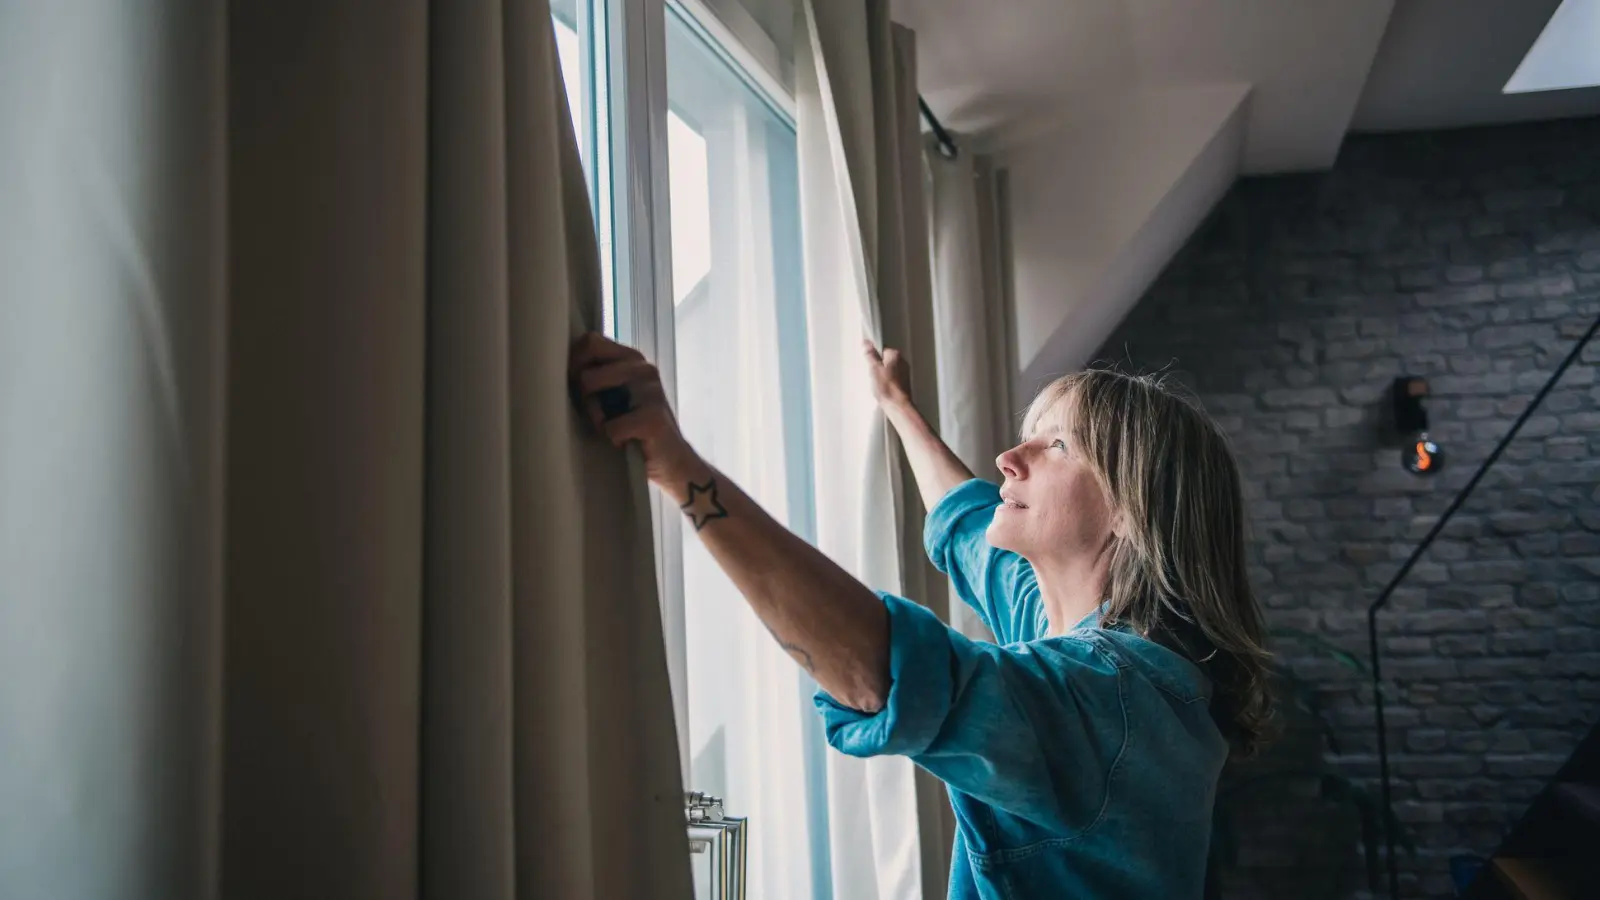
[685,791,747,900]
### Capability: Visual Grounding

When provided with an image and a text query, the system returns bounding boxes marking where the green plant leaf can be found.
[1210,800,1238,869]
[1340,778,1420,857]
[1272,627,1373,675]
[1217,768,1328,802]
[1219,635,1420,888]
[1271,662,1343,754]
[1326,774,1383,894]
[1214,767,1419,888]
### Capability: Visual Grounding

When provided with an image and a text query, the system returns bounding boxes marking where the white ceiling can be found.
[896,0,1600,173]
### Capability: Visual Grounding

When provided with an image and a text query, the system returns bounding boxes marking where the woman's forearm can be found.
[659,454,891,712]
[883,399,980,510]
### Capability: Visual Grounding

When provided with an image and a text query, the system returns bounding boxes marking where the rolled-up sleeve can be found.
[814,593,1123,832]
[923,479,1042,644]
[814,593,959,756]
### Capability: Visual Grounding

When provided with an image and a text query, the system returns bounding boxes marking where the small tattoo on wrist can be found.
[680,477,729,531]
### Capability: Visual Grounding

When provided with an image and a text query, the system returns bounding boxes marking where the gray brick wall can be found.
[1097,118,1600,899]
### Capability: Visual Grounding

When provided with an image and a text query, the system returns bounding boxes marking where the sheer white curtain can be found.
[796,1,949,897]
[0,3,690,898]
[926,146,1016,643]
[670,84,821,900]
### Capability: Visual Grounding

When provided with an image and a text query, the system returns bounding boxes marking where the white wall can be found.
[0,4,226,897]
[996,84,1249,392]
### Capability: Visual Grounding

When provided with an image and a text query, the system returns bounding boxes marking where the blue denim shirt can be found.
[814,479,1228,899]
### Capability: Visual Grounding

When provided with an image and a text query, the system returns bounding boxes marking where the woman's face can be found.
[986,407,1116,563]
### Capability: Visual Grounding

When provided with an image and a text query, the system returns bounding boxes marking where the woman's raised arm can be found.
[571,332,892,712]
[862,341,976,511]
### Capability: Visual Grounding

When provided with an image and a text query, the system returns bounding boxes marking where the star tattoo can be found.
[680,477,729,531]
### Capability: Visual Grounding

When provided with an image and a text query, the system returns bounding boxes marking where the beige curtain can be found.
[926,145,1016,643]
[0,3,690,899]
[796,1,948,896]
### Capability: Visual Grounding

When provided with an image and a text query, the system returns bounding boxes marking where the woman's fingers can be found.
[566,331,697,485]
[862,342,911,407]
[601,405,663,448]
[568,331,644,379]
[575,359,658,427]
[862,340,904,370]
[578,374,665,431]
[570,339,659,429]
[577,358,657,395]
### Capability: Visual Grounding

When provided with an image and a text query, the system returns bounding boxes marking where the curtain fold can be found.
[925,145,1014,643]
[0,2,691,898]
[796,2,947,897]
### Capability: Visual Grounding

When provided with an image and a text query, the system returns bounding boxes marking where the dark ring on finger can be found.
[597,385,633,420]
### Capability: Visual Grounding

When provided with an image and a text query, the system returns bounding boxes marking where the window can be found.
[553,1,831,893]
[1505,0,1600,93]
[666,112,712,305]
[552,8,587,168]
[663,3,829,897]
[551,0,619,333]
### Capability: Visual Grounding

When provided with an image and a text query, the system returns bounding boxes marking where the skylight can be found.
[1505,0,1600,93]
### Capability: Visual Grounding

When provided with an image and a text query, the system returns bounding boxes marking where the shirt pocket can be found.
[964,838,1081,900]
[953,793,1087,860]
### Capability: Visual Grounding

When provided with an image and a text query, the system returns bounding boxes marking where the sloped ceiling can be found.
[898,0,1600,172]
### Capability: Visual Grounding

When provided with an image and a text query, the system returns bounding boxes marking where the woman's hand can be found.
[863,339,977,509]
[573,335,890,709]
[569,331,699,486]
[862,340,914,410]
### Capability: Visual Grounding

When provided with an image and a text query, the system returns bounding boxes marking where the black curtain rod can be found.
[919,96,959,160]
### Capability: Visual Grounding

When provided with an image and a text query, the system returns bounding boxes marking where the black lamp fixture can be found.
[1392,376,1442,475]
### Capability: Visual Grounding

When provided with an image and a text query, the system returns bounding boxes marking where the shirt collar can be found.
[1069,600,1109,632]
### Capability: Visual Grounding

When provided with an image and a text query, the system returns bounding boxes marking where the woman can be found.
[570,331,1274,899]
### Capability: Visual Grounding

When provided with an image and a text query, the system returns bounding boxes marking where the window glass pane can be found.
[551,3,588,173]
[665,6,823,896]
[667,111,711,305]
[552,0,618,334]
[554,28,587,171]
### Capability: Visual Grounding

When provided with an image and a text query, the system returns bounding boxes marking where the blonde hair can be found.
[1023,368,1276,756]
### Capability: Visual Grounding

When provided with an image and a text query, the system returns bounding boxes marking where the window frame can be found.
[603,0,692,770]
[556,0,687,751]
[609,0,802,781]
[588,3,832,893]
[651,11,835,896]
